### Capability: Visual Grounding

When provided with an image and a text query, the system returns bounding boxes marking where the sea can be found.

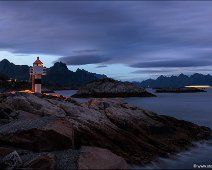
[54,89,212,169]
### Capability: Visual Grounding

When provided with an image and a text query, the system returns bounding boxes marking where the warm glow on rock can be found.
[19,90,34,93]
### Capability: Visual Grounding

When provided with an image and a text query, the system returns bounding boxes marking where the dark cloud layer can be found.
[0,1,212,76]
[58,55,109,65]
[130,59,212,68]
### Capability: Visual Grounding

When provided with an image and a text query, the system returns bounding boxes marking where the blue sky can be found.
[0,1,212,81]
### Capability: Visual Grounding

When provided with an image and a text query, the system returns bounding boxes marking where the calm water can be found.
[55,89,212,169]
[125,89,212,169]
[125,89,212,129]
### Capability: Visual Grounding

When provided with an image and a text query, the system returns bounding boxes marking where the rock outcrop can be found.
[72,78,155,98]
[0,117,74,151]
[0,92,211,169]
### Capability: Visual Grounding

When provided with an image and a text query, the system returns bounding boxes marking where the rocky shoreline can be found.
[72,78,156,98]
[0,92,211,169]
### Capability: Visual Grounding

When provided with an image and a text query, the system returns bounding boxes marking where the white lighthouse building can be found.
[30,57,46,93]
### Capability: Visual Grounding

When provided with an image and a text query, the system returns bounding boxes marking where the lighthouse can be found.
[29,57,46,93]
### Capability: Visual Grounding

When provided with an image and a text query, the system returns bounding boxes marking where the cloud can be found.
[96,65,108,68]
[0,1,212,75]
[130,58,212,68]
[57,55,110,65]
[73,49,101,54]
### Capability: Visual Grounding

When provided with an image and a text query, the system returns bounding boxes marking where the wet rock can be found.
[0,117,74,151]
[78,146,128,169]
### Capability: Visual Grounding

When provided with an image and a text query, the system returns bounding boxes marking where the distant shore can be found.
[155,87,206,93]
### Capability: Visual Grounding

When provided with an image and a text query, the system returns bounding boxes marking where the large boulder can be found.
[0,117,74,151]
[78,146,128,169]
[72,78,155,98]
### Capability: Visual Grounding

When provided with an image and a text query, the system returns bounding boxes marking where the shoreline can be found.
[0,91,211,168]
[133,139,212,169]
[155,87,206,93]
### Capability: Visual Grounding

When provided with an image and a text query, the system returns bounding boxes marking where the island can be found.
[155,87,206,93]
[72,78,156,98]
[0,92,211,169]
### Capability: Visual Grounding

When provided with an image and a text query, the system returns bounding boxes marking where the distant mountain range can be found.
[0,59,107,88]
[42,62,107,88]
[135,73,212,88]
[2,59,211,89]
[0,59,29,80]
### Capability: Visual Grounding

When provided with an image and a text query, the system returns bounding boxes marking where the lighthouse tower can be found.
[29,57,46,93]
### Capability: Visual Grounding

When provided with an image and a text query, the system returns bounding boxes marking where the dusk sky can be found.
[0,1,212,81]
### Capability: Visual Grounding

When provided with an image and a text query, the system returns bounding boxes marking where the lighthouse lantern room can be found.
[30,57,46,93]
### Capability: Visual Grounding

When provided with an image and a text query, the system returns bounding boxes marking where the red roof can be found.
[33,57,43,64]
